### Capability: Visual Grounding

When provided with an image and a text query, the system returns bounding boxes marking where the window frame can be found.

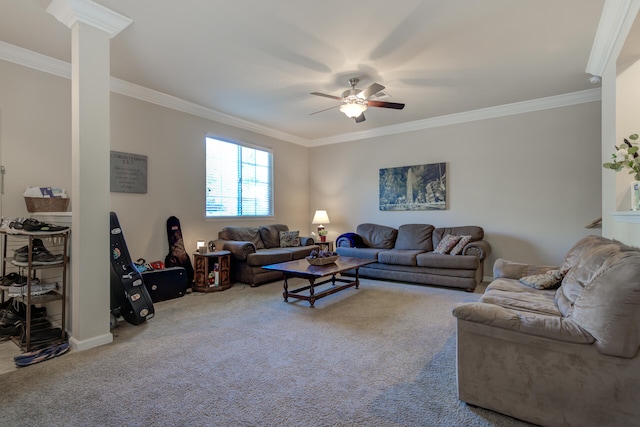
[204,136,274,219]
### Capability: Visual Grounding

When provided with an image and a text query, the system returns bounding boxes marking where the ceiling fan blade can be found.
[367,100,405,110]
[310,92,342,101]
[355,113,366,123]
[310,105,339,115]
[358,83,385,100]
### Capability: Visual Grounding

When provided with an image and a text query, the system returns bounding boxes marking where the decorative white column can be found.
[47,0,132,351]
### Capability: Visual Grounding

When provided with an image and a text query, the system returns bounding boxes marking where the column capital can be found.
[47,0,132,38]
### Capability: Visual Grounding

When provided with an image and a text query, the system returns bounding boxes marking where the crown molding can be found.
[47,0,132,38]
[0,41,70,79]
[109,78,309,146]
[586,0,640,78]
[310,88,602,146]
[0,41,602,148]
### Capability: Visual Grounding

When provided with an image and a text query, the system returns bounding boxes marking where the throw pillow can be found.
[519,269,565,290]
[433,234,462,254]
[450,235,472,255]
[279,231,300,248]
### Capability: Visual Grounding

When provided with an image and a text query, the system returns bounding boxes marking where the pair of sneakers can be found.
[0,217,68,233]
[7,282,56,297]
[13,238,64,265]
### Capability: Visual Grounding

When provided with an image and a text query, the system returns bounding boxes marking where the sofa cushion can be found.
[555,236,623,316]
[378,249,425,266]
[279,230,300,248]
[219,226,265,250]
[336,247,383,260]
[246,249,292,267]
[281,245,317,260]
[450,235,472,255]
[259,224,289,249]
[416,252,480,269]
[433,234,461,254]
[356,223,398,249]
[556,236,640,357]
[480,283,562,317]
[433,226,484,248]
[394,224,434,251]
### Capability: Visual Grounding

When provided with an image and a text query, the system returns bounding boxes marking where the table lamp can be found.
[312,210,330,241]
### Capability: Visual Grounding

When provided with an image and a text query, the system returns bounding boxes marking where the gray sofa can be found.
[452,235,640,427]
[335,223,491,291]
[212,224,318,287]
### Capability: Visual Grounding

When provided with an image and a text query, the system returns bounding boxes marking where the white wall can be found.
[0,60,310,263]
[109,93,311,262]
[309,102,603,271]
[610,57,640,245]
[0,61,73,209]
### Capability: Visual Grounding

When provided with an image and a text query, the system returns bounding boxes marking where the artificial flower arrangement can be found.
[603,133,640,181]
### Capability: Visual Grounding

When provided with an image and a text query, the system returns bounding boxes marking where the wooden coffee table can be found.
[263,256,375,307]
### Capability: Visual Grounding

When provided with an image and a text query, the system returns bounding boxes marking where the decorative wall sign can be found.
[379,162,446,211]
[110,151,148,194]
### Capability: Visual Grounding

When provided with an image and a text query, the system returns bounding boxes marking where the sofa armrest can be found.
[213,239,256,261]
[299,236,315,246]
[336,232,367,248]
[493,258,559,280]
[451,302,594,344]
[462,240,491,261]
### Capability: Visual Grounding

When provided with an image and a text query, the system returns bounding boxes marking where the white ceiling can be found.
[0,1,612,144]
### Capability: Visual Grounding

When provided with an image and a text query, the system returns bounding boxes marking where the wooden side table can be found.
[193,250,231,292]
[316,240,334,252]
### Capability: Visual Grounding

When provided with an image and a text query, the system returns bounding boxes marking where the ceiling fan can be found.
[310,78,405,123]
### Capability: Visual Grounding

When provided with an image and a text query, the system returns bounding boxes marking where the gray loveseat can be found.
[452,235,640,427]
[212,224,318,287]
[336,223,491,291]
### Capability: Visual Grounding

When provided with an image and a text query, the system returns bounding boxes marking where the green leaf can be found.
[603,163,623,171]
[630,134,639,141]
[629,146,638,154]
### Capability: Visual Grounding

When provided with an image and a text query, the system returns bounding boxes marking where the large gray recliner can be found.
[452,235,640,427]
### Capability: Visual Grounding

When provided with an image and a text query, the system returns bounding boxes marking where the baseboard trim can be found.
[69,333,113,352]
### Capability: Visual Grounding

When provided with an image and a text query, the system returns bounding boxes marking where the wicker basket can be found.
[24,197,70,213]
[306,255,339,266]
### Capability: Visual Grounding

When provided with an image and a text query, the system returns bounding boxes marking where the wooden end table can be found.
[263,256,375,307]
[193,250,231,292]
[316,240,334,252]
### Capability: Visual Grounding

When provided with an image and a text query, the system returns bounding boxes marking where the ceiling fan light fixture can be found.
[340,100,367,118]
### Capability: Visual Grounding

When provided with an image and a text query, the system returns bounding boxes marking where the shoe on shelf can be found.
[13,249,63,265]
[0,272,21,286]
[14,238,47,255]
[20,218,68,233]
[0,322,20,337]
[8,282,56,297]
[0,301,47,325]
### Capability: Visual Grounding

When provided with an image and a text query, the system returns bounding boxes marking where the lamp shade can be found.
[339,102,367,118]
[312,210,330,225]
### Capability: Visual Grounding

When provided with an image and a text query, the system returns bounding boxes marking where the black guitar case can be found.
[142,267,188,302]
[164,216,194,286]
[110,212,155,326]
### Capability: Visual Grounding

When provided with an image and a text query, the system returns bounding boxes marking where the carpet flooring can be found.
[1,279,536,426]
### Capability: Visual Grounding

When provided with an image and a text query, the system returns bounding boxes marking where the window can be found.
[205,137,273,218]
